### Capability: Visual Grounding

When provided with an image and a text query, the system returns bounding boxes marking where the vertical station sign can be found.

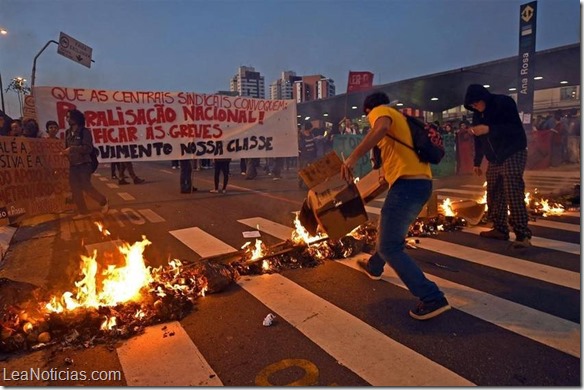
[517,1,537,132]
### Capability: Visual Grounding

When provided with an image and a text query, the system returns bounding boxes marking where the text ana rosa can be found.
[50,87,289,112]
[97,135,274,159]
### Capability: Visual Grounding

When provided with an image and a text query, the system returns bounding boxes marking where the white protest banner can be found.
[33,87,299,162]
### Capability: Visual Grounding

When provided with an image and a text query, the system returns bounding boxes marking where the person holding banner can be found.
[40,120,59,139]
[118,162,145,185]
[9,119,23,137]
[22,118,40,138]
[179,159,198,193]
[0,110,13,136]
[210,158,231,193]
[63,109,109,218]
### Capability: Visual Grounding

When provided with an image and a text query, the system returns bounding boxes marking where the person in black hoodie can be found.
[464,84,532,248]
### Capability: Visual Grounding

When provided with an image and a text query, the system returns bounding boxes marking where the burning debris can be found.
[408,215,467,237]
[1,187,573,355]
[524,190,568,218]
[0,219,379,355]
[441,182,573,225]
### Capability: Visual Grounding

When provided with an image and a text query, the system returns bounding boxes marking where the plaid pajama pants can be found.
[485,149,532,239]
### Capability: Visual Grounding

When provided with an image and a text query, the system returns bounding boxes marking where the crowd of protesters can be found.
[1,104,578,205]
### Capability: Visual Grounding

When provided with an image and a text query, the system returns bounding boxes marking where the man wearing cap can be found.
[463,84,532,249]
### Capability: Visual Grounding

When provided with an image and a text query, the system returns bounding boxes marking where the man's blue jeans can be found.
[367,178,444,303]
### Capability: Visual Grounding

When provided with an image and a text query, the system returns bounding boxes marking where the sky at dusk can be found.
[0,0,580,118]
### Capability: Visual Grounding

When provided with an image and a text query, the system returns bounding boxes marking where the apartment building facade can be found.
[229,66,265,98]
[292,75,335,103]
[269,71,301,100]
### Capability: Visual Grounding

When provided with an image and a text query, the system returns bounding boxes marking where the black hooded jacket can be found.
[464,84,527,165]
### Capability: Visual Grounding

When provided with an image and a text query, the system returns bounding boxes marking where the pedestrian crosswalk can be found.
[85,199,581,386]
[435,170,580,201]
[50,170,579,386]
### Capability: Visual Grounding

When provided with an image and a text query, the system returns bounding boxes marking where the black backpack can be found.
[80,128,99,173]
[89,147,99,173]
[386,113,445,164]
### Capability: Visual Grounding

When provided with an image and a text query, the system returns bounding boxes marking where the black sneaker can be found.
[409,297,451,320]
[479,228,509,241]
[510,237,532,249]
[356,259,382,281]
[118,178,130,185]
[133,177,145,184]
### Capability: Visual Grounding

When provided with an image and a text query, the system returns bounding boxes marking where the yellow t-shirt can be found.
[368,105,432,185]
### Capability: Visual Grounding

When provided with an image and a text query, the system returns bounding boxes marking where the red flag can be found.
[347,71,374,93]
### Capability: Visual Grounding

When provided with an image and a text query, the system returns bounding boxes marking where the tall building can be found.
[293,75,335,103]
[269,71,301,100]
[229,66,265,98]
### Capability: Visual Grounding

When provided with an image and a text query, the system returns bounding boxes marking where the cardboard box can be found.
[355,168,438,219]
[355,168,388,203]
[298,152,368,240]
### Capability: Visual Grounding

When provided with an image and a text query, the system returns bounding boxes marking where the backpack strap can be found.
[385,111,416,152]
[386,133,415,152]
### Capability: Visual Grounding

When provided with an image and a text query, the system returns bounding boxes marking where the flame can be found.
[291,214,325,245]
[439,198,455,217]
[525,192,531,206]
[242,239,266,260]
[478,181,487,204]
[100,316,117,331]
[537,199,565,216]
[46,236,154,312]
[94,222,111,237]
[199,285,208,297]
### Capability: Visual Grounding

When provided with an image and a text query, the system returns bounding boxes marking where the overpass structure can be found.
[297,43,580,126]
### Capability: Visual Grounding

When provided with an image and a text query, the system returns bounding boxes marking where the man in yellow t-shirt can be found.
[340,92,450,320]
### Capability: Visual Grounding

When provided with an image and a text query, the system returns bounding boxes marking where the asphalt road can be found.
[0,160,580,386]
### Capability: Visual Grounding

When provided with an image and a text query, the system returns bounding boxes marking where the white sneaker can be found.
[210,189,219,193]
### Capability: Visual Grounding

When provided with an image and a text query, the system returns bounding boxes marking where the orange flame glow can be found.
[94,222,111,237]
[242,239,267,260]
[439,198,455,217]
[46,236,154,313]
[537,199,565,216]
[478,181,487,205]
[291,213,325,245]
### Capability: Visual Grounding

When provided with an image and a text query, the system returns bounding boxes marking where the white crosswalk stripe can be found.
[171,223,474,385]
[240,273,474,386]
[464,225,580,255]
[237,217,580,358]
[363,203,579,254]
[73,207,578,385]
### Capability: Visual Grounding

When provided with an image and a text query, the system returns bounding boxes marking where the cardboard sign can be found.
[0,136,72,223]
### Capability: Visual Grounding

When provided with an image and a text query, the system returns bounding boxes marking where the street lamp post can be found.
[0,70,4,112]
[31,40,58,89]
